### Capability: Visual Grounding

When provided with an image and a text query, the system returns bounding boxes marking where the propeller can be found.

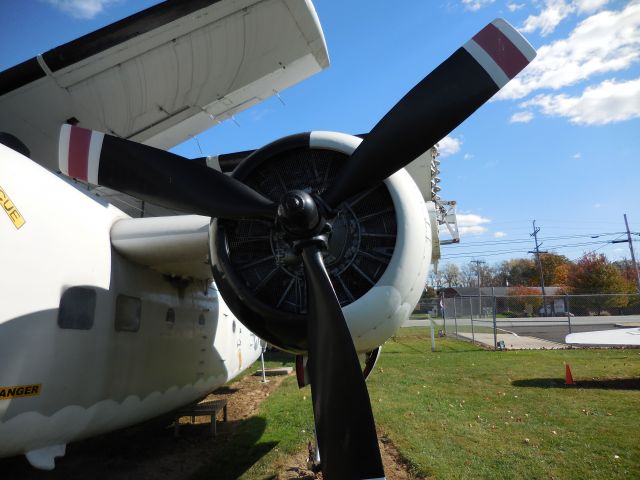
[59,18,535,478]
[323,18,536,209]
[58,124,276,220]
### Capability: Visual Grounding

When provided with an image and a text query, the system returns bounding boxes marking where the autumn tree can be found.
[567,253,628,314]
[540,253,571,286]
[507,285,543,316]
[496,258,537,286]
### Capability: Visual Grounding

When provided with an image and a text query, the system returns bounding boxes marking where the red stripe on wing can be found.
[473,23,529,80]
[68,126,92,181]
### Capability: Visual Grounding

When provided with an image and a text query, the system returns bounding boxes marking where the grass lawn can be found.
[208,330,640,479]
[371,328,640,479]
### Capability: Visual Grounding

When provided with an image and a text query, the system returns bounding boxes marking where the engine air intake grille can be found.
[224,148,397,313]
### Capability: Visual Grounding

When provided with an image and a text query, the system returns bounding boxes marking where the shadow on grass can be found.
[190,416,278,480]
[512,377,640,390]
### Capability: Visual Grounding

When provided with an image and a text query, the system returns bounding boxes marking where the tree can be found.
[428,268,444,289]
[540,253,571,286]
[496,258,537,286]
[567,253,628,314]
[442,263,461,288]
[507,285,543,316]
[460,263,476,287]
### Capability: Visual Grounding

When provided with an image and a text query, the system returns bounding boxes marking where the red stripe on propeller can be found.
[473,22,529,80]
[68,126,91,181]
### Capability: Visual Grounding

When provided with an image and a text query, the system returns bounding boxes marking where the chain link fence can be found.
[418,293,640,349]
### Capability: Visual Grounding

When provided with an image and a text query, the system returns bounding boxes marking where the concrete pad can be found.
[457,332,568,350]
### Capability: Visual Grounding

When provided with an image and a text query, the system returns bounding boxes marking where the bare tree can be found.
[442,263,461,287]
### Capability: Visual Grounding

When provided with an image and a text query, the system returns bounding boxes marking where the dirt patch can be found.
[1,372,422,479]
[274,432,426,480]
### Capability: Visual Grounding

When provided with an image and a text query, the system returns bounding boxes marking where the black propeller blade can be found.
[58,125,277,220]
[322,18,536,209]
[302,245,384,479]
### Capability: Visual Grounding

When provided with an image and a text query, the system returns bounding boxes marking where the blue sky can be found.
[1,0,638,268]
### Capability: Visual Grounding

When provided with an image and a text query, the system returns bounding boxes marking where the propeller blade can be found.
[58,125,277,219]
[322,18,536,208]
[301,245,384,479]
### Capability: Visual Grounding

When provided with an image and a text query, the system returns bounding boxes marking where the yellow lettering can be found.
[0,383,42,400]
[8,209,24,228]
[0,184,25,229]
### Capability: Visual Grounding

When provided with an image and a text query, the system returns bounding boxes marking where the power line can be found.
[440,239,615,259]
[441,231,626,248]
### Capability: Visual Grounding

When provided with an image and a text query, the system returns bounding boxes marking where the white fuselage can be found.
[0,145,262,465]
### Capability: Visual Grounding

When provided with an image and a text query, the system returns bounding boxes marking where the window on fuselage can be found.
[115,295,141,332]
[58,286,96,330]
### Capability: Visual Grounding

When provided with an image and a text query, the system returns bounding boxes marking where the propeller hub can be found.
[277,190,322,238]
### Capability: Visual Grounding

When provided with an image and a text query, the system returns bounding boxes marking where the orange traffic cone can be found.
[565,364,575,386]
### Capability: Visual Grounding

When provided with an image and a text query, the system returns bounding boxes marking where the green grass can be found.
[370,328,640,479]
[200,331,640,479]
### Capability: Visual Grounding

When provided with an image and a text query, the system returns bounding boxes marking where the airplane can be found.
[0,0,536,477]
[566,327,640,346]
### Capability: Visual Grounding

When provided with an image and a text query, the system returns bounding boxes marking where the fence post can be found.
[441,293,447,335]
[565,294,572,333]
[453,296,459,339]
[430,318,436,352]
[492,287,497,350]
[470,296,475,344]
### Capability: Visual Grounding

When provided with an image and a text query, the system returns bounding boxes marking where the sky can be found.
[1,0,639,269]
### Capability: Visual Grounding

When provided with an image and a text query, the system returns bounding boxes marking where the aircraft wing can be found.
[111,215,212,280]
[0,0,329,172]
[566,328,640,346]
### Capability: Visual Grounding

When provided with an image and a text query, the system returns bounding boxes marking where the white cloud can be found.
[45,0,118,19]
[462,0,495,11]
[520,77,640,124]
[594,203,602,208]
[573,152,582,159]
[575,0,610,14]
[437,136,462,157]
[499,2,640,100]
[457,213,491,235]
[522,0,575,36]
[507,3,526,12]
[521,0,610,36]
[463,153,474,160]
[510,111,535,123]
[494,231,507,238]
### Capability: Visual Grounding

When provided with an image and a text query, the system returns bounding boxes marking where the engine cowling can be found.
[210,131,432,354]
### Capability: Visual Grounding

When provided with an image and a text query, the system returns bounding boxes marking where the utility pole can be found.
[471,259,485,317]
[529,220,548,315]
[623,214,640,294]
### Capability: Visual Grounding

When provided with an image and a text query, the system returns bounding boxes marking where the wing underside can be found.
[0,0,328,172]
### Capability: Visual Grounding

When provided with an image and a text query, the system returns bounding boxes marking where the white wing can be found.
[0,0,328,171]
[566,328,640,346]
